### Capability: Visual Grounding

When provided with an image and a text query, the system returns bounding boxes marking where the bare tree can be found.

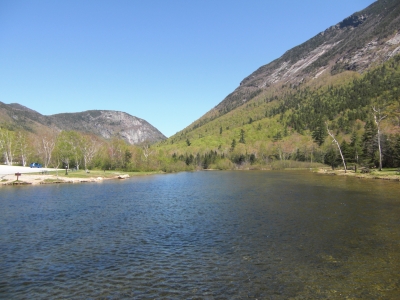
[41,133,57,168]
[372,106,387,171]
[326,122,347,173]
[82,136,100,172]
[67,131,83,170]
[16,131,30,167]
[142,143,154,162]
[0,129,15,165]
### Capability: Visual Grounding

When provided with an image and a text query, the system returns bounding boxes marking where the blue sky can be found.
[0,0,375,137]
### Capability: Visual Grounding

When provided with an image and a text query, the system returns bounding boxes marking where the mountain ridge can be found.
[188,0,400,125]
[0,101,166,145]
[158,0,400,165]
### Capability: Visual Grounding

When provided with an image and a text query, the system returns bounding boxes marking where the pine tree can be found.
[324,147,339,170]
[239,129,246,144]
[340,140,351,164]
[230,139,236,151]
[349,131,361,164]
[394,134,400,167]
[312,119,327,146]
[362,120,377,165]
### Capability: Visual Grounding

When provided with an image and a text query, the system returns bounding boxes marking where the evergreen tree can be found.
[349,131,362,164]
[340,140,349,162]
[324,147,339,170]
[312,119,327,146]
[394,134,400,167]
[362,120,377,165]
[239,129,246,144]
[273,131,282,141]
[230,139,236,151]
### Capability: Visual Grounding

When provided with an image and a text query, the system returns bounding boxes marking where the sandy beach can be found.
[0,165,106,186]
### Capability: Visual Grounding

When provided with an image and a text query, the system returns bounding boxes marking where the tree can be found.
[15,131,30,167]
[81,135,100,172]
[61,131,83,170]
[239,129,246,144]
[324,147,339,170]
[340,140,352,164]
[362,120,377,164]
[142,142,154,170]
[372,106,387,171]
[55,131,74,169]
[186,138,191,146]
[124,149,132,169]
[230,139,236,151]
[40,131,57,168]
[0,128,15,165]
[349,131,361,164]
[326,122,347,172]
[312,118,327,146]
[394,134,400,167]
[108,138,127,169]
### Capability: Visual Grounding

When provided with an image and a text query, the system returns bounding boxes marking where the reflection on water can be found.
[0,171,399,298]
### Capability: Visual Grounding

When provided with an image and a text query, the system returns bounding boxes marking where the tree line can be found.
[0,128,163,172]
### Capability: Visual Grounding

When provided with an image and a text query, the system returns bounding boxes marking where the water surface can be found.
[1,171,399,299]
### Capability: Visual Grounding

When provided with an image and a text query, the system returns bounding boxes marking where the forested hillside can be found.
[149,0,400,172]
[155,54,400,171]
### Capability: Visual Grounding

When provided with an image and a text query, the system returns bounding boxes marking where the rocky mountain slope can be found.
[0,102,166,145]
[186,0,400,125]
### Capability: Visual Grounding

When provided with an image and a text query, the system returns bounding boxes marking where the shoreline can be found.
[0,170,163,187]
[315,168,400,182]
[1,173,116,186]
[1,167,399,187]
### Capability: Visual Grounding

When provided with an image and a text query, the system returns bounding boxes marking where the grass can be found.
[318,167,400,181]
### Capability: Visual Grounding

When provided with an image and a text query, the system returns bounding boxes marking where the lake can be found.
[1,170,399,299]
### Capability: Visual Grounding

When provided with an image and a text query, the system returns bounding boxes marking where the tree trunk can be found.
[326,123,347,173]
[373,106,387,171]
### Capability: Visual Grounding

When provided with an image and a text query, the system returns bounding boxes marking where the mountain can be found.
[166,0,400,143]
[212,0,400,117]
[157,0,400,172]
[0,102,166,145]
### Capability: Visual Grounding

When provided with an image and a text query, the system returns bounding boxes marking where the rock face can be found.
[49,110,166,144]
[212,0,400,116]
[0,102,166,145]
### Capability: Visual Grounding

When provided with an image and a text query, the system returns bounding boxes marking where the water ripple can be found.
[1,171,400,298]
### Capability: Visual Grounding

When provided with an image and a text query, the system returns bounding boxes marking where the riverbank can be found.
[316,168,400,181]
[0,169,162,186]
[1,166,399,186]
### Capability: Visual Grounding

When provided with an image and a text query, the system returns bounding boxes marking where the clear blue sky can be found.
[0,0,375,137]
